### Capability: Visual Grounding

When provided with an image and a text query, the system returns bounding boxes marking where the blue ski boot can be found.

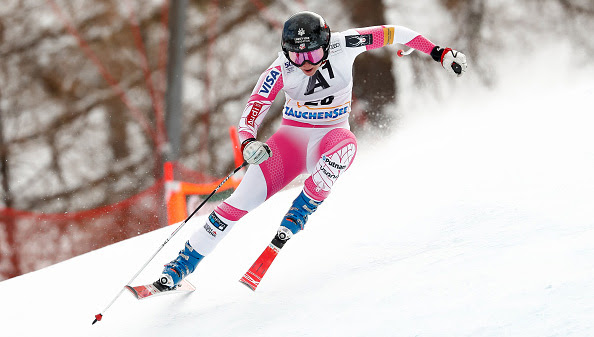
[280,190,323,235]
[158,241,204,289]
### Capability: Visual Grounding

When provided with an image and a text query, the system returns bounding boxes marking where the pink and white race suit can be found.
[189,25,436,255]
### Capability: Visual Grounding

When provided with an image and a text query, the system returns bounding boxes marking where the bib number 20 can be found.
[304,95,335,106]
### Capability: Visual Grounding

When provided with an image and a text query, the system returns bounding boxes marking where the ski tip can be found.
[125,285,140,299]
[92,313,103,325]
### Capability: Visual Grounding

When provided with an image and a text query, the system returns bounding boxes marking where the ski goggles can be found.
[287,47,325,67]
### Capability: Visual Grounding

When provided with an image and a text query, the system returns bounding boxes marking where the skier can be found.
[157,11,467,289]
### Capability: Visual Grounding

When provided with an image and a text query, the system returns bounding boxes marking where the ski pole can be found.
[92,161,248,325]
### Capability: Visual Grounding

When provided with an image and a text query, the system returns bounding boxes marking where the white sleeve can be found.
[237,57,284,143]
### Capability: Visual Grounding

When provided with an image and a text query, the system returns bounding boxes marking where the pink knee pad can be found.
[304,128,357,201]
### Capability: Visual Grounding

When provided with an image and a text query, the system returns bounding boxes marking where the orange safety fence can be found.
[0,128,244,281]
[165,126,244,225]
[164,161,242,225]
[0,181,167,281]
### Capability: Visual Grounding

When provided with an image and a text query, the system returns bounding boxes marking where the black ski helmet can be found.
[281,11,331,65]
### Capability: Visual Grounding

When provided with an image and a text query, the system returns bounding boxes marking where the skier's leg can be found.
[160,126,308,287]
[279,127,357,236]
[159,165,266,288]
[187,125,309,253]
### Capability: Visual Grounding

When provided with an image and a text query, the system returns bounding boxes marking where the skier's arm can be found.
[238,59,283,164]
[238,61,283,144]
[352,25,435,54]
[352,25,467,76]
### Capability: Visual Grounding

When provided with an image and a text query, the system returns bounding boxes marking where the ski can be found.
[125,279,195,300]
[239,233,288,291]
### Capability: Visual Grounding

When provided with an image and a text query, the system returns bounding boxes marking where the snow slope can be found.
[1,51,594,337]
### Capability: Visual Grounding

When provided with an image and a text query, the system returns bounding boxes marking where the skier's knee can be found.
[305,129,357,201]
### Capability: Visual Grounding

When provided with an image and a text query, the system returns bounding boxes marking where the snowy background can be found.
[1,40,593,336]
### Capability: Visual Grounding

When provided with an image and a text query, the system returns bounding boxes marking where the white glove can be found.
[431,46,468,77]
[242,139,272,165]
